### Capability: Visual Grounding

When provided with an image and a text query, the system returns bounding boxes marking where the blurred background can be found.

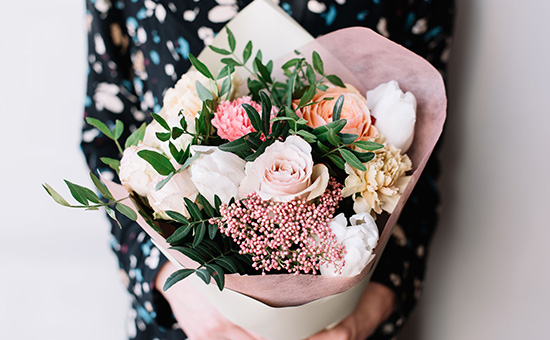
[0,0,548,339]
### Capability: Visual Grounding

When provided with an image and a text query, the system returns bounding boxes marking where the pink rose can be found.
[239,136,329,202]
[211,96,261,141]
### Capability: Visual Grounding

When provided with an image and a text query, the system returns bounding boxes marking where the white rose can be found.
[147,170,198,220]
[119,144,159,197]
[320,213,379,277]
[142,117,193,161]
[367,80,416,152]
[239,136,329,202]
[189,146,246,205]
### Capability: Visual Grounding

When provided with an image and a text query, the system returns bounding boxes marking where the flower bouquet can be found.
[44,0,446,339]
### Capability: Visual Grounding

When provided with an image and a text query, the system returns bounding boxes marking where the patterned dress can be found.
[81,0,455,339]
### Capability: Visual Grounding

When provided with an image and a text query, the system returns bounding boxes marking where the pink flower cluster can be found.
[211,96,261,141]
[213,179,346,274]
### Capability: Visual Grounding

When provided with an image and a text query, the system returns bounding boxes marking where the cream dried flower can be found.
[341,136,412,215]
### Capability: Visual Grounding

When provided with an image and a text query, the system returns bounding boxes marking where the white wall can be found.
[0,2,128,339]
[401,1,550,339]
[1,1,549,339]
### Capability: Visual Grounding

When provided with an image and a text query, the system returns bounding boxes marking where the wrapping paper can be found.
[105,1,446,338]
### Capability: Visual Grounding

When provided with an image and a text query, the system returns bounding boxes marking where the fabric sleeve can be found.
[81,0,170,326]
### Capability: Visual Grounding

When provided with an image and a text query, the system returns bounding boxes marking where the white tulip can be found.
[367,80,416,152]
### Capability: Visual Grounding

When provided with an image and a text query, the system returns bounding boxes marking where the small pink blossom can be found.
[212,96,262,141]
[212,178,346,275]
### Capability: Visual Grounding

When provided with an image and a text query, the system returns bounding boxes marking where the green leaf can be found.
[297,85,316,108]
[137,150,175,176]
[184,198,202,220]
[218,135,250,153]
[339,148,367,171]
[206,264,225,290]
[42,183,71,206]
[332,95,344,122]
[86,117,114,139]
[295,129,317,142]
[125,123,146,148]
[306,64,316,84]
[260,92,272,135]
[327,153,346,170]
[317,84,329,92]
[327,129,341,146]
[154,172,174,191]
[243,40,253,63]
[214,195,222,211]
[195,80,214,101]
[155,132,171,142]
[316,141,331,153]
[64,180,101,205]
[220,58,241,67]
[181,152,200,170]
[226,27,236,52]
[163,269,195,291]
[100,157,120,173]
[353,140,384,151]
[165,211,190,224]
[238,104,261,134]
[116,203,137,221]
[113,120,124,140]
[326,74,345,88]
[193,221,206,248]
[282,58,301,70]
[217,64,234,79]
[312,51,324,74]
[208,45,231,55]
[189,53,214,80]
[197,194,215,218]
[219,77,232,98]
[215,257,238,273]
[195,268,211,285]
[171,127,184,139]
[166,224,193,244]
[105,206,121,228]
[352,150,375,163]
[208,223,218,239]
[254,58,273,84]
[151,113,170,131]
[89,171,114,200]
[339,133,359,145]
[171,246,204,264]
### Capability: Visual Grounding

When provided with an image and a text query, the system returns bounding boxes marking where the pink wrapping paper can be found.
[107,27,446,309]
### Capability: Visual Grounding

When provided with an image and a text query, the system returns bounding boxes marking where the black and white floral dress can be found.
[81,0,455,339]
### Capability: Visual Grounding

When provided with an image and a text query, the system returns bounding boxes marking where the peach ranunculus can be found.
[297,83,378,141]
[239,136,329,202]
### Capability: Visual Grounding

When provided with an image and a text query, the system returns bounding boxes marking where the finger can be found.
[304,325,351,340]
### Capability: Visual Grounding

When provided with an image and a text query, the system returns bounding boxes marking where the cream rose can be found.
[119,144,159,197]
[320,213,379,277]
[367,80,416,152]
[189,146,246,205]
[297,83,378,141]
[239,136,329,202]
[147,170,198,220]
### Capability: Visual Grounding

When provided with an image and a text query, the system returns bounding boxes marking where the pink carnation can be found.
[212,97,262,141]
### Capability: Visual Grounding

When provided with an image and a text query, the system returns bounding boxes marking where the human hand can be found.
[303,282,396,340]
[156,262,266,340]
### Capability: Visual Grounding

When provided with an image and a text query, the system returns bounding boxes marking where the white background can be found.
[0,1,549,339]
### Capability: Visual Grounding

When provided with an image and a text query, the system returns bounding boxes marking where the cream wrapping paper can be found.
[105,0,446,338]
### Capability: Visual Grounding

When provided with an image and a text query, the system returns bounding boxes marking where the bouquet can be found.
[44,1,446,338]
